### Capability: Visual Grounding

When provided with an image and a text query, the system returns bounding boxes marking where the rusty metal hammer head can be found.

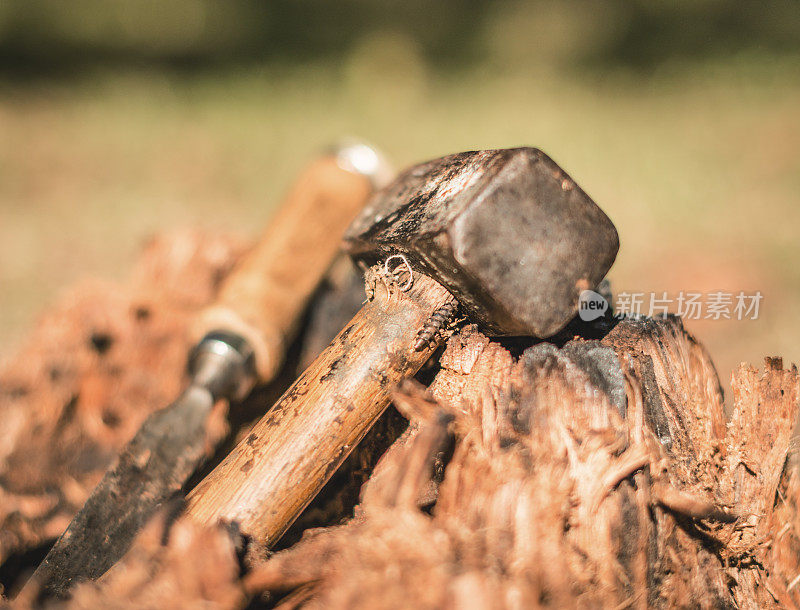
[344,147,619,338]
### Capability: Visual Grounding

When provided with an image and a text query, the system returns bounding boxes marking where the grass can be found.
[1,55,798,399]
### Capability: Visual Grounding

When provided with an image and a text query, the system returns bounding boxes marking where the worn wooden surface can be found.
[184,269,453,546]
[8,317,800,609]
[3,243,799,608]
[11,509,247,610]
[236,318,799,609]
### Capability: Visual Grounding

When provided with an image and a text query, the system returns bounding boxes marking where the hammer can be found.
[25,142,391,598]
[184,148,619,546]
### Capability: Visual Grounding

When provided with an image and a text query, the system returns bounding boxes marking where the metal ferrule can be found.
[333,140,393,191]
[188,331,257,401]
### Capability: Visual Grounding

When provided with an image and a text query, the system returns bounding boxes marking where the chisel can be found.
[24,142,390,599]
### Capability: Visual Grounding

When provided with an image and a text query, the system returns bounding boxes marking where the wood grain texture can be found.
[238,321,799,610]
[196,156,374,381]
[185,270,453,546]
[19,318,800,609]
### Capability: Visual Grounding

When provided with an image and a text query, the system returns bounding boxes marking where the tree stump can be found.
[240,318,800,609]
[2,232,798,609]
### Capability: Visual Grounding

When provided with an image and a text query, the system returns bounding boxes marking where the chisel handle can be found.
[194,143,390,384]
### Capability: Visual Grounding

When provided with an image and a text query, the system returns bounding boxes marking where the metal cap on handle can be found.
[333,139,394,191]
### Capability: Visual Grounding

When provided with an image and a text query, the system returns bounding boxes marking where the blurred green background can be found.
[1,0,799,400]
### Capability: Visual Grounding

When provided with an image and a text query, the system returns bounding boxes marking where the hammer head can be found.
[343,148,619,337]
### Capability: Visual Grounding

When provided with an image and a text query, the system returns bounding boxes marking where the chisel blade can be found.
[28,384,216,599]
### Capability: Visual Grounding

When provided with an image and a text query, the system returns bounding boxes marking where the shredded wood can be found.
[2,233,799,609]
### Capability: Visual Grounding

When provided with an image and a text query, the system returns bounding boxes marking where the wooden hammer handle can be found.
[195,151,382,382]
[185,272,452,545]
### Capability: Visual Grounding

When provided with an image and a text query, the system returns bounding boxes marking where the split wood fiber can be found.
[40,318,799,609]
[0,231,395,599]
[238,319,800,609]
[0,231,246,581]
[3,231,799,608]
